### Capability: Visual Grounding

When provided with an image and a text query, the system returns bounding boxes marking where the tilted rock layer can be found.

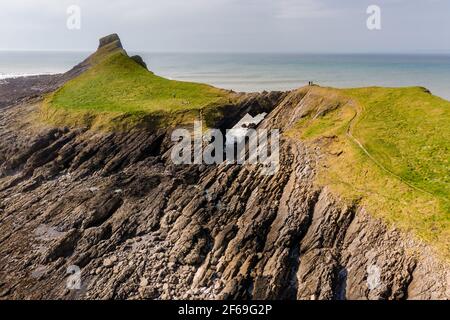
[0,87,448,300]
[0,39,448,299]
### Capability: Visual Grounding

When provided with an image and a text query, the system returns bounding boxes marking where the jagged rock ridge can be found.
[98,33,123,49]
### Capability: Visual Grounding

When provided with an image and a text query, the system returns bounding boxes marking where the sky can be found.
[1,0,449,53]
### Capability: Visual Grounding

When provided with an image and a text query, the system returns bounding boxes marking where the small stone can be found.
[140,277,149,287]
[103,256,117,267]
[214,281,222,290]
[160,293,168,299]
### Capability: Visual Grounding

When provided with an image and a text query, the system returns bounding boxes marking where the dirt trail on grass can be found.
[345,100,436,199]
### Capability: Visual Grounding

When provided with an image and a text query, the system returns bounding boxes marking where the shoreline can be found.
[0,72,59,80]
[2,51,450,100]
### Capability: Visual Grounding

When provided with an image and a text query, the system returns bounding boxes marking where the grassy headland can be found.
[289,86,449,258]
[41,47,235,130]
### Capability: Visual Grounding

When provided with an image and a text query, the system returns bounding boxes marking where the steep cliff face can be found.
[0,88,448,300]
[0,35,448,300]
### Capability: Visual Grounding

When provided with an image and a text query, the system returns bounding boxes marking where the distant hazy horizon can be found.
[2,50,450,54]
[2,51,450,100]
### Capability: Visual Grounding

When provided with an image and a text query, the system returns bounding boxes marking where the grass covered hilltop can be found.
[289,86,449,258]
[41,34,235,130]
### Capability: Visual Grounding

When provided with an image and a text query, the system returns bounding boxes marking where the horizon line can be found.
[1,49,450,55]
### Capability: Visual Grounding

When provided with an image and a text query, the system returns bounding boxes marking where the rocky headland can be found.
[0,34,448,300]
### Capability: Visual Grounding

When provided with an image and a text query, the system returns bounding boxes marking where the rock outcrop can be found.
[131,55,148,69]
[0,35,448,300]
[98,33,123,50]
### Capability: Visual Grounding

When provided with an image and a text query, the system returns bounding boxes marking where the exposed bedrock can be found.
[0,87,447,300]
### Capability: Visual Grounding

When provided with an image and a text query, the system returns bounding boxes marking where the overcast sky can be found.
[1,0,449,53]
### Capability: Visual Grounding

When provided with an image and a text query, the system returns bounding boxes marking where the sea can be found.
[1,51,449,101]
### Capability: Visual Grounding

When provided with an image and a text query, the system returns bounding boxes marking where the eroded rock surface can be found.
[0,85,448,300]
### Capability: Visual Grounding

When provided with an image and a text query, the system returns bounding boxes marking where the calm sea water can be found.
[1,51,450,100]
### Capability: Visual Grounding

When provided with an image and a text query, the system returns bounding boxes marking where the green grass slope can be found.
[289,86,449,258]
[345,87,449,203]
[42,50,235,130]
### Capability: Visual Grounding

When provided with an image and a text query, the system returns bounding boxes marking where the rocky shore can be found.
[0,35,448,300]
